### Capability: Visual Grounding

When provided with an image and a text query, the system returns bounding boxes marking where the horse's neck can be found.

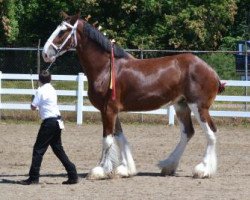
[76,40,110,81]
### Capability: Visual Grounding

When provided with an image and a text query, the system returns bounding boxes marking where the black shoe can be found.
[19,178,39,185]
[62,178,78,185]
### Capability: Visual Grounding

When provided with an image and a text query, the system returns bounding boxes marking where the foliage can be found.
[0,0,244,50]
[0,0,23,44]
[220,0,250,50]
[201,53,239,80]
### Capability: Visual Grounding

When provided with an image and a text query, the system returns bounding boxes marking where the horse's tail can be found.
[218,81,226,94]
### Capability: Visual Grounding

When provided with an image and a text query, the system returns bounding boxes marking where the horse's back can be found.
[121,53,219,107]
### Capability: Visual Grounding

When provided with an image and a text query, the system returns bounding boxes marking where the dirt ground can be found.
[0,121,249,200]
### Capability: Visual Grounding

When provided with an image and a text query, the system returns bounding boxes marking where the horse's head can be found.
[42,12,80,63]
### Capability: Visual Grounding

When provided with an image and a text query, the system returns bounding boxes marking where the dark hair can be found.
[39,70,51,84]
[84,22,129,58]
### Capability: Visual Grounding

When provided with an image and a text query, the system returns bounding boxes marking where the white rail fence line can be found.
[0,72,250,125]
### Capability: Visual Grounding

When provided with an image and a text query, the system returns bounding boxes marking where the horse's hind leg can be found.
[114,117,137,177]
[159,101,194,176]
[188,103,217,178]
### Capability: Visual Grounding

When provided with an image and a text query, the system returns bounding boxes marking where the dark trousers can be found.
[29,118,77,180]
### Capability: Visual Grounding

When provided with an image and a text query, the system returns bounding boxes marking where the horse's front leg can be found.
[114,117,137,177]
[87,109,121,180]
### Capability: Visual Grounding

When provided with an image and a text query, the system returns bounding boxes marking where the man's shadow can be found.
[0,173,88,185]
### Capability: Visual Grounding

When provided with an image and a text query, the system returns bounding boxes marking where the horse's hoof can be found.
[87,166,107,180]
[160,167,176,176]
[115,165,129,177]
[158,160,177,176]
[192,163,214,179]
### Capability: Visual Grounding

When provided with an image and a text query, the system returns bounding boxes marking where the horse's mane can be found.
[84,22,129,58]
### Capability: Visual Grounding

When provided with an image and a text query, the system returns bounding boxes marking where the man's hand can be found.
[31,95,35,102]
[31,104,37,110]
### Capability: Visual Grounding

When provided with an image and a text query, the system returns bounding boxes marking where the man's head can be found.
[39,70,51,84]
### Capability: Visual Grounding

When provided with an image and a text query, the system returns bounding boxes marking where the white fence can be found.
[0,72,250,125]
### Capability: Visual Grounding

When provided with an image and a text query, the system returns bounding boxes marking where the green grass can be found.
[1,80,88,103]
[1,79,250,124]
[2,80,249,104]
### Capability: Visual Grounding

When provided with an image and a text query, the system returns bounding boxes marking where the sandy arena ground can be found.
[0,121,249,200]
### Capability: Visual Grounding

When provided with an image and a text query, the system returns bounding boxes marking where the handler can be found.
[20,70,78,185]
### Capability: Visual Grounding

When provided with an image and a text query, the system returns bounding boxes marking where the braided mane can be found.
[84,22,129,58]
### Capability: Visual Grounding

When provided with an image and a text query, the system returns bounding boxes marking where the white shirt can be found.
[32,83,60,120]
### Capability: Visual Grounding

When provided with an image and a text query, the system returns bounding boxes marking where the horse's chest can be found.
[87,86,108,109]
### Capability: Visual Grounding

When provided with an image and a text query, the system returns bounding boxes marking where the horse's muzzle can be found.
[42,52,56,63]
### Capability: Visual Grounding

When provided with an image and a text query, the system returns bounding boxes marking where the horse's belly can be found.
[122,93,175,111]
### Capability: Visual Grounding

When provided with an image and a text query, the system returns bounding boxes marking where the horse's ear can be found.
[60,11,69,19]
[76,12,81,19]
[71,12,81,23]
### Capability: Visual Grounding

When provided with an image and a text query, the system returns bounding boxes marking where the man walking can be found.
[20,70,78,185]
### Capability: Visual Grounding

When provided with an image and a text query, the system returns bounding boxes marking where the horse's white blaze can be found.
[115,132,137,176]
[43,25,64,62]
[158,121,188,175]
[42,21,78,63]
[188,103,217,178]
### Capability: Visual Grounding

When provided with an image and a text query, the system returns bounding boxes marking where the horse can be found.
[42,12,225,180]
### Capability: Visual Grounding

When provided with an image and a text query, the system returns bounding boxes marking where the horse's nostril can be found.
[42,52,49,60]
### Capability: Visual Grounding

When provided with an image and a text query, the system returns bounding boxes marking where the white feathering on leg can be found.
[115,132,137,177]
[87,135,121,180]
[188,103,217,178]
[101,135,121,173]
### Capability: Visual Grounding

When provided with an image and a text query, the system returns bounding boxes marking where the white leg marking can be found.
[158,121,188,175]
[188,104,217,178]
[115,132,137,177]
[87,135,121,180]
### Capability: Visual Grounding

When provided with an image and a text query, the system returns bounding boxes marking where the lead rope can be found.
[109,39,116,101]
[46,61,55,72]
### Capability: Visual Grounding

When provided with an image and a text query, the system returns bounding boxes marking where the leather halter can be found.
[45,20,78,71]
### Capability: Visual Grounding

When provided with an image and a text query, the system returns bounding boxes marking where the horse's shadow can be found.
[137,172,191,178]
[137,172,162,177]
[0,172,191,184]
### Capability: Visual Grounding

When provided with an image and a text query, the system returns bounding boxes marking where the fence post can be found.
[140,49,144,59]
[244,41,249,110]
[168,105,175,125]
[77,73,84,125]
[0,71,2,120]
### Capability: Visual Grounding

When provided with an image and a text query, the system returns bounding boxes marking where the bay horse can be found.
[42,12,225,179]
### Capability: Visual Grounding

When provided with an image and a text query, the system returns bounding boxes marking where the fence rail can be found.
[0,72,250,125]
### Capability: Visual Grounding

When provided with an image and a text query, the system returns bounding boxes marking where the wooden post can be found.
[0,71,2,120]
[37,39,41,87]
[244,41,249,110]
[168,105,175,125]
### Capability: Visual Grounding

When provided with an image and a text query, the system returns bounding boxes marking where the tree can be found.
[220,0,250,50]
[0,0,243,50]
[76,0,238,50]
[0,0,23,45]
